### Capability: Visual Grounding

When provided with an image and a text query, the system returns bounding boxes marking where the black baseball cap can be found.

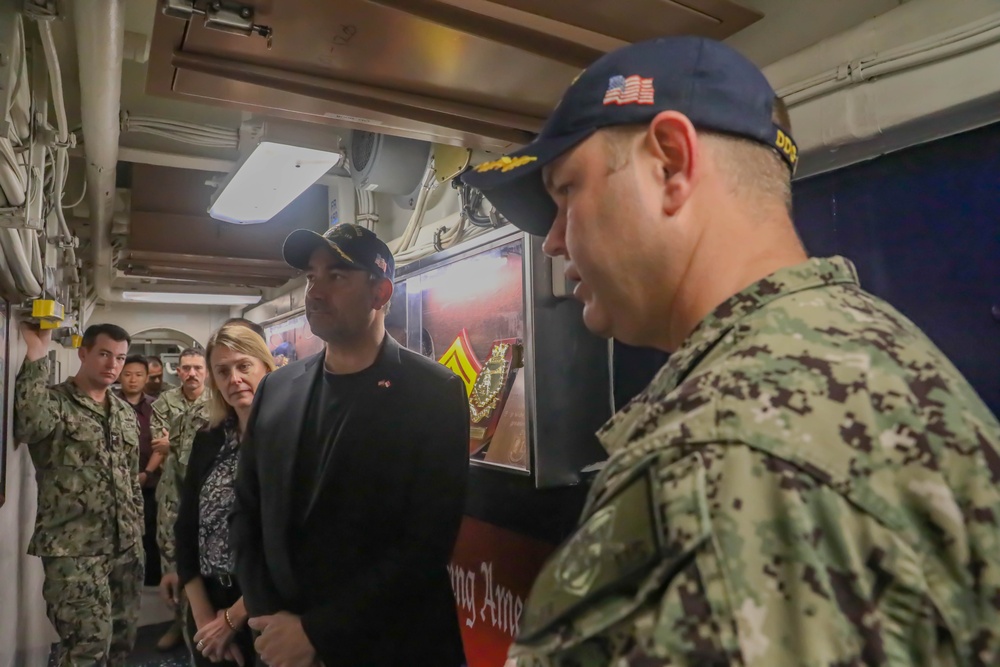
[283,223,395,280]
[461,36,798,236]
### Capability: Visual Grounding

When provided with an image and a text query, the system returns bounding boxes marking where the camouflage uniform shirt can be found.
[152,385,210,571]
[14,357,143,557]
[513,257,1000,667]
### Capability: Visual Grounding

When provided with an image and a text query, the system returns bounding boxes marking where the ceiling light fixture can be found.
[121,292,262,306]
[208,120,344,225]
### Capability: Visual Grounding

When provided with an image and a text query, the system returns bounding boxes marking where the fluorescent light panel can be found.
[121,291,262,306]
[209,141,342,224]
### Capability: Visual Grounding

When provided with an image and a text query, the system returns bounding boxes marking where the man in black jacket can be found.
[230,223,470,667]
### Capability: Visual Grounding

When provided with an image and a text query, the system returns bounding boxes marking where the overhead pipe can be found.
[73,3,266,303]
[74,0,126,302]
[775,12,1000,106]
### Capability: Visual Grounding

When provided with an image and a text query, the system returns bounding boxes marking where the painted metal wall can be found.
[794,120,1000,417]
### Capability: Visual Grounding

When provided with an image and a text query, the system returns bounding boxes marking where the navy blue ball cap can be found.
[462,36,798,236]
[283,223,395,281]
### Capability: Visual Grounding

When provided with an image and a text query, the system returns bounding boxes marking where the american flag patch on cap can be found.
[603,75,655,106]
[374,254,388,272]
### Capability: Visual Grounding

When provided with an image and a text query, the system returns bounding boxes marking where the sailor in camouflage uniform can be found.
[150,347,210,650]
[15,322,143,667]
[464,37,1000,667]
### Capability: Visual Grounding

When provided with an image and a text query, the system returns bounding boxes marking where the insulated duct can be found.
[350,130,430,196]
[75,0,124,302]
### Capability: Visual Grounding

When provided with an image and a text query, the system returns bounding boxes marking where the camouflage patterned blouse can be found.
[512,256,1000,667]
[14,357,143,557]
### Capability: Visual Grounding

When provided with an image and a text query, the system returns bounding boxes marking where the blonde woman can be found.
[174,324,275,666]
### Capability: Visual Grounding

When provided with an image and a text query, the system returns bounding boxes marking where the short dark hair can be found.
[147,355,163,368]
[178,347,205,362]
[82,323,131,349]
[123,355,149,372]
[223,317,266,342]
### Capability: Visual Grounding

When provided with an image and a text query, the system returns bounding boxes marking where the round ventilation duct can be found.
[349,131,431,197]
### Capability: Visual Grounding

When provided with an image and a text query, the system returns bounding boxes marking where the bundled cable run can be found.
[120,113,240,150]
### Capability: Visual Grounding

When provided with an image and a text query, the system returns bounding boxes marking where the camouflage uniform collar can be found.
[63,378,113,417]
[663,256,859,389]
[598,256,859,452]
[164,384,209,405]
[181,387,209,405]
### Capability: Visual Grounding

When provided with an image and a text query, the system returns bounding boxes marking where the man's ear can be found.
[645,111,700,217]
[373,277,393,310]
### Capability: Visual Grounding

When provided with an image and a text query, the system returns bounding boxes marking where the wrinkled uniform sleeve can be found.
[14,357,60,446]
[152,393,178,570]
[126,412,143,518]
[150,393,171,443]
[513,442,985,667]
[114,404,146,553]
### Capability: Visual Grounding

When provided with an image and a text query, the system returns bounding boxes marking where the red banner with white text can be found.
[449,517,555,667]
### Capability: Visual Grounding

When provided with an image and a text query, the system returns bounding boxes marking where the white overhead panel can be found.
[209,118,345,224]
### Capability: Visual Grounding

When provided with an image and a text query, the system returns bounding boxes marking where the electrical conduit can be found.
[38,19,80,283]
[778,13,1000,106]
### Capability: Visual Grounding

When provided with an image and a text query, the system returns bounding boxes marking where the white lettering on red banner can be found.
[449,517,555,667]
[448,561,524,637]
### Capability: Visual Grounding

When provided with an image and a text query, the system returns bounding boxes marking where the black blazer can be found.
[230,336,470,667]
[175,423,236,589]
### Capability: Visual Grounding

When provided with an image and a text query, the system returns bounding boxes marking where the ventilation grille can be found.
[351,131,377,172]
